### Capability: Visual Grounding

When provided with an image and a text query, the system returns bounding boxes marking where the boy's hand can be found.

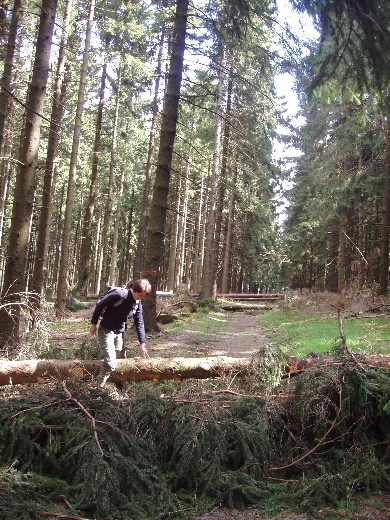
[139,343,149,358]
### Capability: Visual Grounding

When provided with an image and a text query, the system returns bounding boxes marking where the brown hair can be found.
[127,279,151,294]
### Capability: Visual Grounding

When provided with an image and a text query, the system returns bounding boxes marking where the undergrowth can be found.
[0,354,389,520]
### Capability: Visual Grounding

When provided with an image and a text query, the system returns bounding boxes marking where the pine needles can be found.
[0,358,389,519]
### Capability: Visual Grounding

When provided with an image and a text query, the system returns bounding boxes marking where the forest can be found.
[0,0,389,518]
[0,0,388,345]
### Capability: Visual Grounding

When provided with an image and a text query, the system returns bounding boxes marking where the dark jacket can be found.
[91,287,146,343]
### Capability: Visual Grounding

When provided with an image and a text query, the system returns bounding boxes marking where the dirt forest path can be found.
[140,311,269,359]
[49,305,270,359]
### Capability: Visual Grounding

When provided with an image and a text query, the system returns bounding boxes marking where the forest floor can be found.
[48,301,270,360]
[45,291,390,520]
[189,495,390,520]
[144,311,268,359]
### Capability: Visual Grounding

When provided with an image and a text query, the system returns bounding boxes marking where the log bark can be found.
[218,294,285,299]
[0,356,251,386]
[0,355,389,387]
[220,305,274,311]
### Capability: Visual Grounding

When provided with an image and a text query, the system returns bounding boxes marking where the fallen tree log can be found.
[218,293,284,299]
[0,355,389,387]
[220,304,274,311]
[0,357,252,386]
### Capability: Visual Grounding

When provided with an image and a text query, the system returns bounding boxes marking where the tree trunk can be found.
[0,97,15,287]
[337,210,347,293]
[0,0,57,347]
[30,0,73,303]
[378,120,390,296]
[71,201,83,286]
[55,0,96,317]
[99,68,123,291]
[109,162,125,285]
[133,26,166,280]
[142,0,189,330]
[326,217,339,292]
[0,139,11,283]
[200,49,225,298]
[90,205,102,294]
[176,145,191,287]
[0,2,8,46]
[0,0,21,270]
[0,0,21,155]
[185,214,195,284]
[357,205,365,289]
[378,186,389,296]
[167,171,182,291]
[50,183,64,297]
[77,63,107,296]
[0,355,388,386]
[221,158,237,294]
[118,200,134,285]
[191,168,205,294]
[167,146,191,292]
[214,75,232,292]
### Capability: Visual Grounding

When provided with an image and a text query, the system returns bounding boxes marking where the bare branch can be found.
[61,381,105,457]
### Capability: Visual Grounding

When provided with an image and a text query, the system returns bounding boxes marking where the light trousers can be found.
[97,326,123,388]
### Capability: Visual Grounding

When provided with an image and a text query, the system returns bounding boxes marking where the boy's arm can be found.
[91,298,105,325]
[90,291,123,329]
[133,302,149,357]
[132,302,146,343]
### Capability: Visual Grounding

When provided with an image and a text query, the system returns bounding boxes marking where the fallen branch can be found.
[337,310,367,372]
[261,476,299,482]
[61,381,105,457]
[40,513,90,520]
[266,379,343,472]
[349,314,390,319]
[158,508,194,518]
[58,495,78,513]
[210,389,267,398]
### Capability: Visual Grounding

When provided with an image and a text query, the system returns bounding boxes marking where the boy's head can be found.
[127,279,152,298]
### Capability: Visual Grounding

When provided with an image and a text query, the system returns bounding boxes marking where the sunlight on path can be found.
[221,313,269,358]
[146,312,268,359]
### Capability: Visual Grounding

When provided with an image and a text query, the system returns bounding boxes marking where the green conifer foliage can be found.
[0,360,389,519]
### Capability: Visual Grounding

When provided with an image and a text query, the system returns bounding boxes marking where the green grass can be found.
[258,309,390,357]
